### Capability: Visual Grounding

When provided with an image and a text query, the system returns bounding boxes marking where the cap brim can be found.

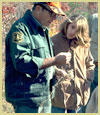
[49,6,66,16]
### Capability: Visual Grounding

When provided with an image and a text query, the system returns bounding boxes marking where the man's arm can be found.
[40,52,71,69]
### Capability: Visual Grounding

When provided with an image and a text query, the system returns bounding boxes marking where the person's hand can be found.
[55,52,71,66]
[55,67,68,80]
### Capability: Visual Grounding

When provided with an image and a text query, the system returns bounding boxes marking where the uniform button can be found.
[39,79,42,82]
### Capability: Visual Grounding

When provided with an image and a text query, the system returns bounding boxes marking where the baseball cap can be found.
[34,2,66,16]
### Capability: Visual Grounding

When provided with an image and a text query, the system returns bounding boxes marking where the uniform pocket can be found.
[31,44,46,58]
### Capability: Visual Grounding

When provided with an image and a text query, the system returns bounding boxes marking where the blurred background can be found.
[2,2,98,113]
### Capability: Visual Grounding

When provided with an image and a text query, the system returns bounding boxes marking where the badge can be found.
[12,32,23,43]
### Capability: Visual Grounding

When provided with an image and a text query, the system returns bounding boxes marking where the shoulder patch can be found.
[12,32,23,43]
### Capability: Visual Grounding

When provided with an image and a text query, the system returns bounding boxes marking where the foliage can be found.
[66,2,88,17]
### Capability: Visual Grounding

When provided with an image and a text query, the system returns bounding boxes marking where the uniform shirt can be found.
[5,10,55,107]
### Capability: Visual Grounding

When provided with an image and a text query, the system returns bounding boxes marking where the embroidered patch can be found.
[12,32,23,43]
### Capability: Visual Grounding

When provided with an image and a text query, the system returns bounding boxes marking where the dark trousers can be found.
[13,99,51,113]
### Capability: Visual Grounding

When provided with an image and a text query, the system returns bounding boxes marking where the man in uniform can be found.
[5,2,71,113]
[88,13,98,94]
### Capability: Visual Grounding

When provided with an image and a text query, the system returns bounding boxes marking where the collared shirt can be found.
[88,13,98,62]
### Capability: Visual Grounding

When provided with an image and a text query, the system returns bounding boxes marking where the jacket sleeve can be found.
[8,24,44,77]
[85,48,95,85]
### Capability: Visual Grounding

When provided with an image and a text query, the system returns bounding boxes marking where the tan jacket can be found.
[52,32,95,110]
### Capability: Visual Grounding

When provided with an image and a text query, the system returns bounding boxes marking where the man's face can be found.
[37,5,58,27]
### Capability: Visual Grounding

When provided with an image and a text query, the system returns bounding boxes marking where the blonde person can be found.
[51,14,95,113]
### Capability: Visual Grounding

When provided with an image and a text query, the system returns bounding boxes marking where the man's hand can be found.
[40,52,71,69]
[55,52,71,66]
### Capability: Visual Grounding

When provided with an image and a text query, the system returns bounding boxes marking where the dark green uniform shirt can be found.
[5,10,55,107]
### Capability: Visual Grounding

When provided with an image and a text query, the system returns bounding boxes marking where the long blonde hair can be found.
[60,14,91,47]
